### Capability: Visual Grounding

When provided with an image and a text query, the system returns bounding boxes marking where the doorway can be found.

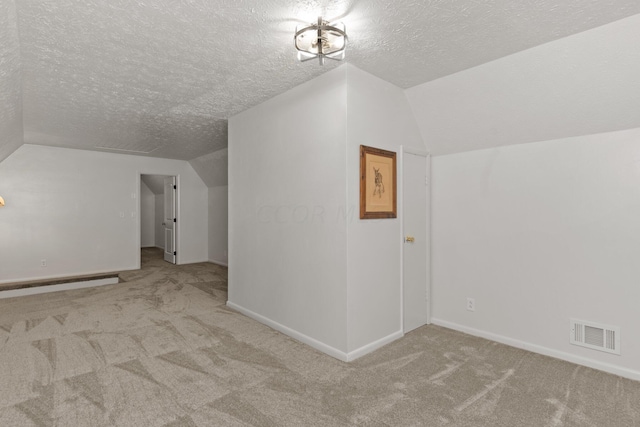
[401,147,430,333]
[139,174,178,265]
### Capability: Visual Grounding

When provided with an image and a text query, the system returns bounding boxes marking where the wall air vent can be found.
[570,318,620,355]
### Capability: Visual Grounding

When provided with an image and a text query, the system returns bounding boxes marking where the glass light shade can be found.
[294,17,347,65]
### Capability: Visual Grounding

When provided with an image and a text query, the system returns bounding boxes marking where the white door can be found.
[402,149,430,333]
[163,176,176,264]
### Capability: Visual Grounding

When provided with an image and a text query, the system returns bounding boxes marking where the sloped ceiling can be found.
[406,14,640,155]
[1,0,640,163]
[141,175,168,195]
[189,148,228,188]
[0,0,22,162]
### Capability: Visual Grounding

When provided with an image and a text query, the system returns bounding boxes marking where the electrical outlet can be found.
[41,259,47,267]
[466,298,475,312]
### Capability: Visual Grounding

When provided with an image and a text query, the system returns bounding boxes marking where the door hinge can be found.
[174,251,176,256]
[173,218,176,223]
[173,185,176,190]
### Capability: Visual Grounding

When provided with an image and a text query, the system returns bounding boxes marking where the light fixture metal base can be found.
[294,16,347,65]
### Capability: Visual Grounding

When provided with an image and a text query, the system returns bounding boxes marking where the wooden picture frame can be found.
[360,145,397,219]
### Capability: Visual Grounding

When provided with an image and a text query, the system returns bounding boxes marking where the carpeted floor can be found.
[0,248,638,426]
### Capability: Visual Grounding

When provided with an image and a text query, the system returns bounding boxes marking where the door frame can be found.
[399,146,431,332]
[163,176,177,264]
[136,173,181,269]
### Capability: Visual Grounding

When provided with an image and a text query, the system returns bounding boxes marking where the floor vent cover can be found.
[570,319,620,355]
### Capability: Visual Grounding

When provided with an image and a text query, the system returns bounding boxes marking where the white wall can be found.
[0,0,23,163]
[140,180,155,247]
[404,14,640,380]
[431,129,640,380]
[0,144,208,283]
[406,14,640,156]
[190,149,229,267]
[154,194,164,249]
[229,67,349,354]
[345,65,426,352]
[229,64,427,359]
[208,186,228,266]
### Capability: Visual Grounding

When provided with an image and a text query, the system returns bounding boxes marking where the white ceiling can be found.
[2,0,640,161]
[407,13,640,155]
[141,174,169,195]
[0,0,22,161]
[189,148,228,188]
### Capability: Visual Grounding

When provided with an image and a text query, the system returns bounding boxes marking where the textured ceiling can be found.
[3,0,640,161]
[348,1,640,88]
[406,13,640,155]
[0,0,22,161]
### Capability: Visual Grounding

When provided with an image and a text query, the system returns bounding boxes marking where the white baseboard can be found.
[0,277,119,300]
[346,330,404,362]
[208,259,228,267]
[177,258,209,265]
[0,268,129,286]
[431,318,640,382]
[226,301,404,363]
[226,301,349,361]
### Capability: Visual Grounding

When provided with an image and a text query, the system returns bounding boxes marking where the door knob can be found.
[405,236,415,243]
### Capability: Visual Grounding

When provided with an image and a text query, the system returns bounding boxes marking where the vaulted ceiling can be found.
[1,0,639,162]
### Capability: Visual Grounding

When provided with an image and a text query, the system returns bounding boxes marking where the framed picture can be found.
[360,145,397,219]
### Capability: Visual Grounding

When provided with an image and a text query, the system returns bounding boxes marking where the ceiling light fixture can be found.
[295,16,347,65]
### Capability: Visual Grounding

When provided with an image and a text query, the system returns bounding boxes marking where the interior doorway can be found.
[139,174,178,265]
[401,147,430,333]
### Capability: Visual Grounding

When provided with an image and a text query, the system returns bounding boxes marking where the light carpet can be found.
[0,248,638,426]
